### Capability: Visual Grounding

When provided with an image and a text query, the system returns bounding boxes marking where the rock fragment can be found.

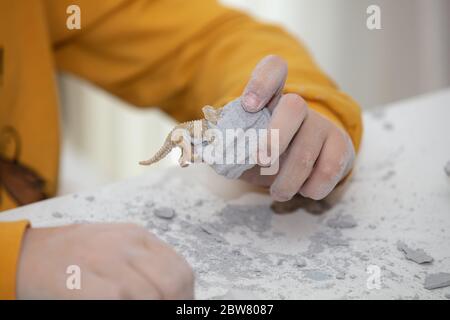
[336,271,346,280]
[154,207,176,219]
[294,258,307,268]
[52,212,63,218]
[424,272,450,290]
[397,241,433,264]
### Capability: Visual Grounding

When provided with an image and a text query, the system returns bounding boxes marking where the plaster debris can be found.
[170,219,254,281]
[336,271,346,280]
[370,109,385,120]
[383,122,394,131]
[200,224,217,235]
[144,201,154,208]
[306,230,349,258]
[199,224,227,244]
[294,258,307,268]
[424,272,450,290]
[381,170,396,181]
[154,207,176,220]
[354,252,369,261]
[277,258,285,266]
[326,214,357,229]
[215,204,273,234]
[158,222,170,232]
[52,212,63,218]
[444,161,450,177]
[231,249,241,256]
[209,98,271,179]
[397,241,433,264]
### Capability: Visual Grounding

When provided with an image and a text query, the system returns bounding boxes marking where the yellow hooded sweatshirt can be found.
[0,0,362,299]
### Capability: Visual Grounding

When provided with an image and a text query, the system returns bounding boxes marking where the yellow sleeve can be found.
[48,0,362,150]
[0,220,29,300]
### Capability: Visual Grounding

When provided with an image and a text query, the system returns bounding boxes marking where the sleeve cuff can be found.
[0,220,30,300]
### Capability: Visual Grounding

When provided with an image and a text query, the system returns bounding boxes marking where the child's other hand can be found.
[240,55,355,201]
[17,223,194,299]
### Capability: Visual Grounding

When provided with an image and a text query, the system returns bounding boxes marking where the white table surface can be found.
[1,89,450,300]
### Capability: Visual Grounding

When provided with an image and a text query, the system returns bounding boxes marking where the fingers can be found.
[270,110,329,201]
[264,93,308,161]
[98,225,194,299]
[242,55,288,112]
[300,129,355,200]
[115,264,163,300]
[240,152,289,187]
[17,223,194,300]
[141,235,194,299]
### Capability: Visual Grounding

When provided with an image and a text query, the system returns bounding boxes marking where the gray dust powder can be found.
[125,174,447,299]
[215,204,273,233]
[306,230,349,257]
[158,203,277,282]
[326,214,357,229]
[208,98,271,179]
[303,270,331,281]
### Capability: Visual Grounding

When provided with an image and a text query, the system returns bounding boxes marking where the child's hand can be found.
[240,55,355,201]
[17,223,194,299]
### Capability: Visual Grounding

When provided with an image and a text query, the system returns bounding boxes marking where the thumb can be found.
[242,55,288,112]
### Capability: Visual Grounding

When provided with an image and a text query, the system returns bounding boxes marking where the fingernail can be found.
[243,92,260,112]
[270,185,292,202]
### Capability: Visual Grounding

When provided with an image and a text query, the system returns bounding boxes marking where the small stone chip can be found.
[294,258,307,268]
[154,207,176,220]
[336,271,346,280]
[52,212,63,218]
[397,241,433,264]
[424,272,450,290]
